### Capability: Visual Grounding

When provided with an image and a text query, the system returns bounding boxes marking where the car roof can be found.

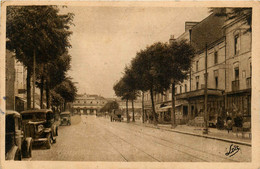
[6,110,21,118]
[60,112,70,115]
[21,109,53,114]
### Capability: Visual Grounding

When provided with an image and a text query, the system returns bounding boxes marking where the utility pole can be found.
[33,50,36,109]
[203,44,208,134]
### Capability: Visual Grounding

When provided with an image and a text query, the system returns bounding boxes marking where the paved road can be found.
[30,115,251,162]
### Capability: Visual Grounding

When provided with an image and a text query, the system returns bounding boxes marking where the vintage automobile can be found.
[5,110,33,160]
[111,109,123,122]
[21,109,58,149]
[60,112,71,126]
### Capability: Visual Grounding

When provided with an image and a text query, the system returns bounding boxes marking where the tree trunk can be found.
[46,80,50,109]
[142,91,145,123]
[150,89,157,125]
[132,99,135,122]
[171,82,176,128]
[126,99,129,123]
[40,75,44,109]
[26,67,32,110]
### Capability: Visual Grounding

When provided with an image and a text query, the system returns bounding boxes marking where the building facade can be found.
[144,11,251,125]
[72,94,107,115]
[6,49,27,112]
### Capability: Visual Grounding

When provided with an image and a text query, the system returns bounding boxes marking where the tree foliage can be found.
[6,6,74,67]
[54,78,77,104]
[100,101,119,113]
[6,6,74,109]
[210,8,252,32]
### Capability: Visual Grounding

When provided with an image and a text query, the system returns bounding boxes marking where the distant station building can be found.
[72,94,107,115]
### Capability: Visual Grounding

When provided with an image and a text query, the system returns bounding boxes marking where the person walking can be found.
[226,115,232,133]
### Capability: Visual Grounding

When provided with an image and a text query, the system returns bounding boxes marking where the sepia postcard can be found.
[0,1,260,169]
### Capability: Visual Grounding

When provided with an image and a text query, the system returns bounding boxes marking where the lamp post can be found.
[203,44,208,134]
[171,78,176,128]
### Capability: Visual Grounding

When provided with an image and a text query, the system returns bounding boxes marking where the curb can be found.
[130,122,251,147]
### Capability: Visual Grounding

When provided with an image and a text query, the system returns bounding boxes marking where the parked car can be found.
[5,110,33,160]
[60,112,71,126]
[20,109,58,149]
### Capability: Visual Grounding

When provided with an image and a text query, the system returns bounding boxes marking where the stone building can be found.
[72,94,107,115]
[5,49,27,112]
[144,11,251,125]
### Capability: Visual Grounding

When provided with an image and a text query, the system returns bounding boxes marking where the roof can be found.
[6,110,21,118]
[21,109,53,114]
[191,12,226,53]
[60,112,70,115]
[76,94,105,100]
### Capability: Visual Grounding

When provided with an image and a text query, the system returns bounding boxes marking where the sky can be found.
[60,6,211,98]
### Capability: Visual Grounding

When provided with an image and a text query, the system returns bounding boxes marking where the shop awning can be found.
[157,104,182,112]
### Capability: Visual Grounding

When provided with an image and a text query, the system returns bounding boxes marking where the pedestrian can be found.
[226,115,232,133]
[234,112,243,128]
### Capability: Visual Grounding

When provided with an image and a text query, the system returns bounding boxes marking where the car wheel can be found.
[46,134,51,149]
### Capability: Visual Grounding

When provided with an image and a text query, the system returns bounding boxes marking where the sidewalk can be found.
[129,120,251,146]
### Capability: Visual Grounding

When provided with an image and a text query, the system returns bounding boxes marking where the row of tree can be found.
[112,8,252,127]
[6,6,77,111]
[113,40,194,126]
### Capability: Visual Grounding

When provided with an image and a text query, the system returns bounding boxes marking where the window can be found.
[180,86,182,94]
[196,60,199,71]
[234,34,240,55]
[175,87,177,94]
[196,76,199,90]
[215,77,218,89]
[185,84,187,92]
[234,67,239,80]
[214,51,218,64]
[214,70,219,89]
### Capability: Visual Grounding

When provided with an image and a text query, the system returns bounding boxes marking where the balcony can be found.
[246,77,251,89]
[232,80,240,91]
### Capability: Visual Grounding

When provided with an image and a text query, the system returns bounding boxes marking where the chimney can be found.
[169,35,175,44]
[185,22,199,31]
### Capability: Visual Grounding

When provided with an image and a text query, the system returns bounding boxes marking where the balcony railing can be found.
[246,77,251,89]
[232,80,240,91]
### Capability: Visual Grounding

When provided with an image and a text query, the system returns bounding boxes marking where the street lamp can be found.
[203,44,209,134]
[171,78,176,128]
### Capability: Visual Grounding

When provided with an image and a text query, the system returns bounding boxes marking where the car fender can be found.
[6,146,19,160]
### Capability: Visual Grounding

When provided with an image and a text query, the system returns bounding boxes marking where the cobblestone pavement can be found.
[29,115,251,162]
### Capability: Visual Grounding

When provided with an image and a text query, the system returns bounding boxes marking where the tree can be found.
[113,75,134,123]
[167,40,194,128]
[210,8,252,32]
[50,90,64,109]
[130,42,172,125]
[6,6,74,109]
[100,101,119,114]
[54,78,77,111]
[45,51,72,108]
[36,51,71,108]
[123,67,139,122]
[130,40,194,127]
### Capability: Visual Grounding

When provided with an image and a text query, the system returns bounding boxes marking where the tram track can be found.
[99,119,240,162]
